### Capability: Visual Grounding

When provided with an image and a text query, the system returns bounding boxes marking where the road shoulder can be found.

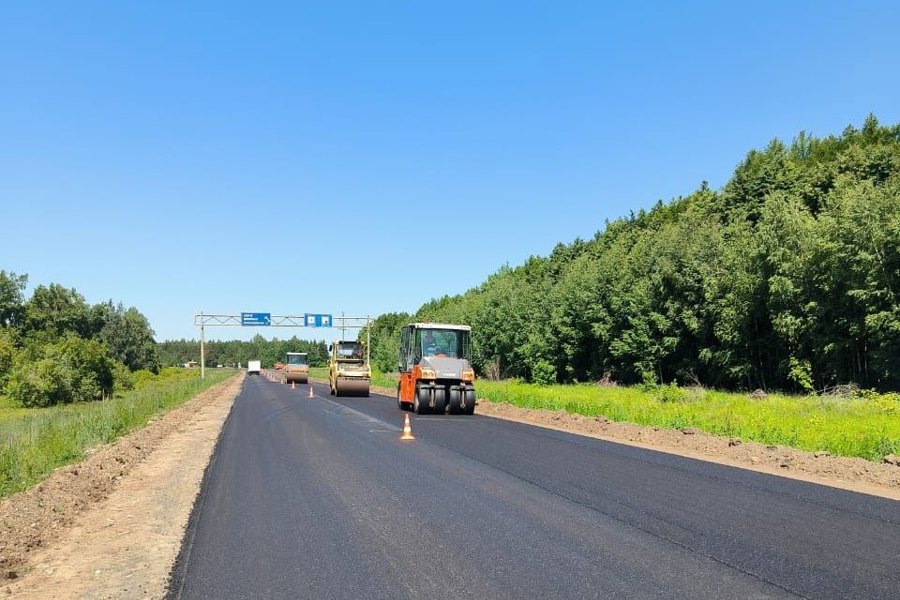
[2,373,243,598]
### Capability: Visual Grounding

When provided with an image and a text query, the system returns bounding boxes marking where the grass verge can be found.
[308,367,396,391]
[0,368,234,498]
[476,380,900,461]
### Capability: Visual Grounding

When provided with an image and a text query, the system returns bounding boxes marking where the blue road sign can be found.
[241,312,271,326]
[304,313,332,327]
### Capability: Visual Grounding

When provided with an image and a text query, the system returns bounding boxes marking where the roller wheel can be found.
[432,387,447,414]
[463,388,476,415]
[448,387,462,414]
[413,385,429,414]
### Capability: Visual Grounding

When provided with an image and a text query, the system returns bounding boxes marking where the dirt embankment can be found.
[1,373,243,598]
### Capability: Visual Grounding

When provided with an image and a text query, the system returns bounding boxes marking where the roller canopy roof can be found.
[410,323,471,332]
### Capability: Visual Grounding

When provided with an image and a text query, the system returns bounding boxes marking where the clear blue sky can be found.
[2,1,898,342]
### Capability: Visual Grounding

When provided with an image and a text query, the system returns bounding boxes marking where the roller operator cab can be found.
[329,340,371,396]
[281,352,309,384]
[397,323,476,414]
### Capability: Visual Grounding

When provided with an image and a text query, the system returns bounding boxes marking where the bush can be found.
[132,369,157,389]
[112,361,135,394]
[3,335,114,407]
[6,358,71,407]
[639,370,658,392]
[531,360,556,385]
[0,331,15,387]
[787,357,814,393]
[655,382,688,403]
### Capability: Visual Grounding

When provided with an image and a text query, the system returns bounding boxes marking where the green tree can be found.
[23,283,91,338]
[359,116,900,392]
[93,301,160,372]
[0,270,27,328]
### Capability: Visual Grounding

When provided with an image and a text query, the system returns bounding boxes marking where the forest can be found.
[157,336,329,370]
[366,116,900,392]
[0,273,159,406]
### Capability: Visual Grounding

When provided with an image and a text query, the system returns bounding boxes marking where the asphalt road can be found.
[168,375,900,600]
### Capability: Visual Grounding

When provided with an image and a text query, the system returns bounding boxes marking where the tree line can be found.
[0,273,160,406]
[365,116,900,392]
[157,335,329,369]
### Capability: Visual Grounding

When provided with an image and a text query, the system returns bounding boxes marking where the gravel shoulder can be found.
[1,373,243,598]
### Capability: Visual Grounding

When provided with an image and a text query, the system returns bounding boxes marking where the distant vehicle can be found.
[247,360,261,376]
[282,352,309,384]
[397,323,475,414]
[328,340,370,396]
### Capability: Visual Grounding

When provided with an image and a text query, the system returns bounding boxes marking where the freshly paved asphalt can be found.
[168,374,900,599]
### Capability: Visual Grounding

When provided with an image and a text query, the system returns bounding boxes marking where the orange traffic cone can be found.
[400,414,415,441]
[308,386,315,399]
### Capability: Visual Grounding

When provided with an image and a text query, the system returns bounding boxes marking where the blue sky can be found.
[2,1,898,342]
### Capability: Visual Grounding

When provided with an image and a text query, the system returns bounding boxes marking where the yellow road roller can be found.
[282,352,309,384]
[328,340,370,396]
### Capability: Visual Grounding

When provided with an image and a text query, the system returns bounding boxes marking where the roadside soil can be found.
[1,373,243,599]
[2,372,897,598]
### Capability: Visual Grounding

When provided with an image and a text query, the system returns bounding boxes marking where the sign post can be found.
[193,312,367,378]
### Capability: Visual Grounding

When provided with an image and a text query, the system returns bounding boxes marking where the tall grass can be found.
[476,380,900,461]
[0,368,234,497]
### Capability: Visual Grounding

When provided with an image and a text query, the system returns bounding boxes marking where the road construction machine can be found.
[328,340,371,396]
[281,352,309,384]
[397,323,476,414]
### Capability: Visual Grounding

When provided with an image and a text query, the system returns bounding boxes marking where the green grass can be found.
[307,367,397,390]
[309,366,328,380]
[475,380,900,461]
[0,368,234,498]
[0,394,32,424]
[371,371,398,389]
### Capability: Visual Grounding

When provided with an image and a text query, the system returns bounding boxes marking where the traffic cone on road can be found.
[291,381,295,390]
[308,386,315,399]
[400,414,415,441]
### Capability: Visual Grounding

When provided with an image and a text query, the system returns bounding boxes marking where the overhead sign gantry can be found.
[193,311,368,378]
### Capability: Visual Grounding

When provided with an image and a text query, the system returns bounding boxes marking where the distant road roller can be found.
[282,352,309,384]
[328,341,371,396]
[397,323,476,414]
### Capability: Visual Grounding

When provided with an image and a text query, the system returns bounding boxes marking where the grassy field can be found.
[476,380,900,461]
[0,368,234,498]
[307,366,899,461]
[309,367,327,381]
